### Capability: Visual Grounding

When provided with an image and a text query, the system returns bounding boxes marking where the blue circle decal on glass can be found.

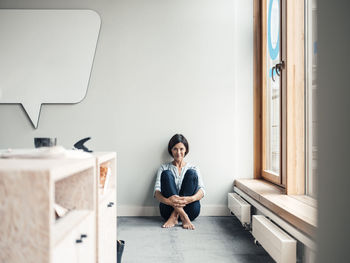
[268,0,280,60]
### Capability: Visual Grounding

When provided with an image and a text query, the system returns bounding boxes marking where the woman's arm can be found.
[153,166,164,197]
[154,190,186,207]
[181,188,204,205]
[154,190,169,205]
[155,187,204,207]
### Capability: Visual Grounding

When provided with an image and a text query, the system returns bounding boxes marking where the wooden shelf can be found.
[98,188,114,203]
[234,179,317,237]
[0,157,95,182]
[92,152,117,263]
[0,152,117,263]
[0,156,96,263]
[94,152,117,166]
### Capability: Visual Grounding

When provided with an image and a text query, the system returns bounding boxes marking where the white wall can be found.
[0,0,253,215]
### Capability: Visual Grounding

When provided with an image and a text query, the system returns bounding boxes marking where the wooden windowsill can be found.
[234,179,317,238]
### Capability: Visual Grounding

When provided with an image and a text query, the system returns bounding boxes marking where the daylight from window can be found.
[266,0,281,175]
[306,0,318,198]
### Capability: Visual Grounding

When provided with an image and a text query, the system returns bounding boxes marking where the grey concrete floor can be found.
[117,216,274,263]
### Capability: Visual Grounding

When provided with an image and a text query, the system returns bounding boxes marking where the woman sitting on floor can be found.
[154,134,205,230]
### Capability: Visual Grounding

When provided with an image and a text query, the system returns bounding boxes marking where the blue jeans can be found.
[159,169,201,221]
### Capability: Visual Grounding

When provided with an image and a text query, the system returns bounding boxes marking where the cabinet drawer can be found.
[76,213,96,263]
[53,212,95,263]
[53,227,79,263]
[98,191,116,263]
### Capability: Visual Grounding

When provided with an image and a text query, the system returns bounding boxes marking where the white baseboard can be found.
[117,205,230,216]
[117,206,159,216]
[200,205,231,216]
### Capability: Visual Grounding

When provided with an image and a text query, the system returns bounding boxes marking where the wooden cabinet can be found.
[0,151,117,263]
[93,152,117,263]
[53,213,95,263]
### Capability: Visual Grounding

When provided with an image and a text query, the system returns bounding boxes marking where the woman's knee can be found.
[184,169,198,181]
[161,170,174,182]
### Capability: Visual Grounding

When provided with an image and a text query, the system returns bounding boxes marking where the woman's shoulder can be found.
[186,162,199,170]
[159,162,172,170]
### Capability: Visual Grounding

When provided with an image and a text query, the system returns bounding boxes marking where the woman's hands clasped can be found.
[167,195,194,208]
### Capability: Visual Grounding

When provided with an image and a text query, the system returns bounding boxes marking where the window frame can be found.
[261,0,286,186]
[254,0,305,195]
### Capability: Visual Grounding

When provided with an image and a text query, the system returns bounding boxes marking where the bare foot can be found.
[180,214,195,230]
[162,215,178,228]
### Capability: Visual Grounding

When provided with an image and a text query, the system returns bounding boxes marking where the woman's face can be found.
[171,142,186,162]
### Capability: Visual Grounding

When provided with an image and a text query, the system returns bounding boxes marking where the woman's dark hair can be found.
[168,134,189,157]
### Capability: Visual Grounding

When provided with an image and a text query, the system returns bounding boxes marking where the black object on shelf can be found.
[117,240,125,263]
[73,137,93,152]
[34,137,57,148]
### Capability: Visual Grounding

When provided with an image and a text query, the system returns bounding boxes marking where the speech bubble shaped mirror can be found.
[0,9,101,128]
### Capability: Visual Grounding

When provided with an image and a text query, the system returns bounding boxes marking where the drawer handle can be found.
[107,202,114,207]
[81,234,87,239]
[76,239,83,244]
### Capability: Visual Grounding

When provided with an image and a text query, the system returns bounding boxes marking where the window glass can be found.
[306,0,318,197]
[265,0,281,175]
